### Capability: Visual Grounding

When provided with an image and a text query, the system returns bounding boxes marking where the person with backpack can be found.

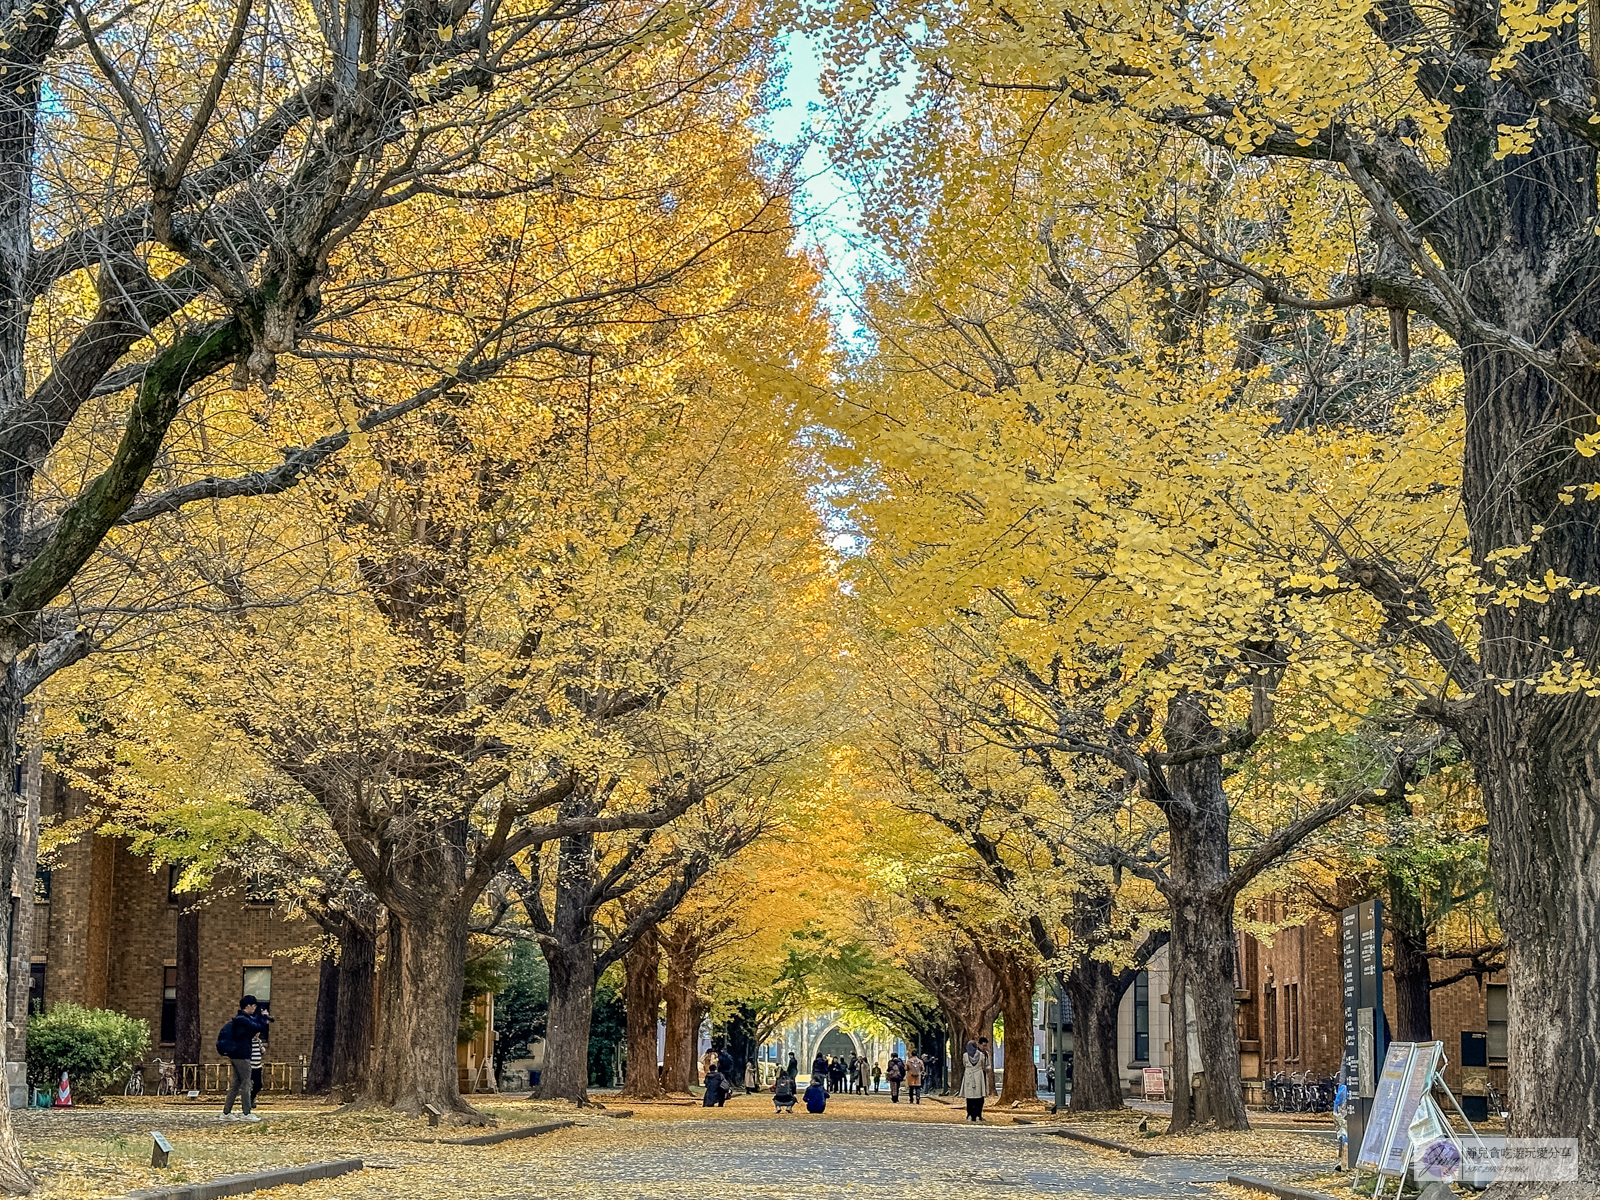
[216,996,272,1120]
[885,1053,905,1102]
[773,1071,798,1113]
[906,1052,924,1104]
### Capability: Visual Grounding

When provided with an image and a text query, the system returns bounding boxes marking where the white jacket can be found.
[958,1052,988,1099]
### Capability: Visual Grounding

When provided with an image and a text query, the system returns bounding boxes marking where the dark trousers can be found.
[966,1097,985,1121]
[909,1083,921,1103]
[223,1058,253,1114]
[889,1080,900,1102]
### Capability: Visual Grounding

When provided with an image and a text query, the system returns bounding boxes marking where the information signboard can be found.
[1359,1042,1419,1171]
[1142,1067,1166,1099]
[1342,897,1384,1168]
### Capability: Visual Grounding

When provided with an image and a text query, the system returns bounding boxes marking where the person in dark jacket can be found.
[702,1068,728,1107]
[787,1052,799,1081]
[773,1072,797,1113]
[218,996,272,1119]
[803,1078,828,1114]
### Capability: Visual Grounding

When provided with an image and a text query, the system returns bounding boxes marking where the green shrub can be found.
[26,1003,150,1102]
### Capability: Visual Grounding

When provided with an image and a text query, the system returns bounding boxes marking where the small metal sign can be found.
[150,1131,172,1168]
[423,1102,443,1128]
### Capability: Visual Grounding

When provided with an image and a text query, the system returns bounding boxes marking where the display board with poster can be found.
[1142,1068,1165,1099]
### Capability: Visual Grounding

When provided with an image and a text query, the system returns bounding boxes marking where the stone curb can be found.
[1048,1128,1163,1159]
[1225,1173,1343,1200]
[427,1118,574,1146]
[125,1159,363,1200]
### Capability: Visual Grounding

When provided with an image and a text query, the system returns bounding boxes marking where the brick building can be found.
[1112,896,1508,1100]
[21,772,495,1093]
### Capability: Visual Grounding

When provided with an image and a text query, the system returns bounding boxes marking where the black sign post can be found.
[1341,897,1385,1170]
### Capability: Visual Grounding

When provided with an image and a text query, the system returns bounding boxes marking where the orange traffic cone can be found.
[55,1072,71,1107]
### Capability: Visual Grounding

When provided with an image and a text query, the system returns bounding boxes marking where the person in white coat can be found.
[958,1041,989,1122]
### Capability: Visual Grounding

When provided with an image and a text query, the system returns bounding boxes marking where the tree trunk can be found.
[660,929,701,1093]
[332,919,376,1100]
[307,955,340,1094]
[365,907,478,1120]
[1387,875,1433,1043]
[617,929,664,1100]
[538,939,597,1103]
[998,970,1037,1105]
[7,703,40,1062]
[0,691,35,1192]
[174,892,202,1069]
[1064,960,1125,1112]
[1159,691,1249,1132]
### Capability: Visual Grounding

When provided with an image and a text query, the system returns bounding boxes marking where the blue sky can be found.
[765,32,908,347]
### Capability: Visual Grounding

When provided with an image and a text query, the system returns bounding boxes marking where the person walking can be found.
[872,1061,882,1092]
[745,1061,757,1092]
[907,1052,924,1104]
[959,1041,988,1121]
[787,1052,799,1082]
[856,1054,870,1095]
[886,1053,905,1103]
[217,996,271,1121]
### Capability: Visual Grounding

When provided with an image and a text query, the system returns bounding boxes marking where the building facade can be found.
[20,772,493,1093]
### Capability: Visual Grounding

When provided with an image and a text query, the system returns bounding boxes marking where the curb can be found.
[126,1159,363,1200]
[1049,1128,1163,1159]
[1226,1174,1343,1200]
[428,1119,574,1146]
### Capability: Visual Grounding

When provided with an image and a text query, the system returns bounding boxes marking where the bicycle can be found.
[124,1066,145,1096]
[153,1059,178,1097]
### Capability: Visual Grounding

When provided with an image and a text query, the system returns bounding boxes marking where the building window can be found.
[1286,983,1301,1061]
[33,869,51,902]
[167,865,181,906]
[1133,970,1149,1062]
[160,967,177,1044]
[28,963,45,1015]
[1487,984,1509,1060]
[1264,986,1278,1062]
[242,965,272,1041]
[244,873,277,906]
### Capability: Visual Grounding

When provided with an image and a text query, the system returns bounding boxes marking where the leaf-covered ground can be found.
[12,1093,1359,1200]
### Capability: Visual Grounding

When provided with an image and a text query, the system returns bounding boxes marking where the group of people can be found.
[880,1051,926,1103]
[701,1041,753,1108]
[811,1051,873,1094]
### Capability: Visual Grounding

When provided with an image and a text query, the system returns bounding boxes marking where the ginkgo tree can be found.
[821,0,1600,1161]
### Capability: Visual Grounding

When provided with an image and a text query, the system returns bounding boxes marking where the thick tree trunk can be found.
[307,955,340,1094]
[365,907,479,1120]
[1160,691,1249,1133]
[1064,960,1125,1112]
[1165,893,1246,1131]
[537,939,596,1103]
[617,929,664,1100]
[660,929,700,1093]
[0,690,33,1192]
[998,972,1037,1104]
[7,706,39,1062]
[1387,876,1433,1043]
[174,893,202,1069]
[332,919,375,1100]
[1473,714,1600,1179]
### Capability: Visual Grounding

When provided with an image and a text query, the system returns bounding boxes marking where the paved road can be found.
[492,1109,1325,1200]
